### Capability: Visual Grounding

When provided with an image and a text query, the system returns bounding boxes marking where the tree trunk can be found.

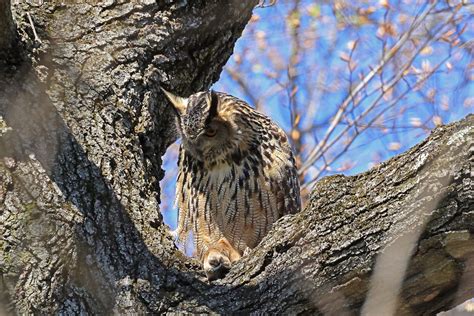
[0,2,472,315]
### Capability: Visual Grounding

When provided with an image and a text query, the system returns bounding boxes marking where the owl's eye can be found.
[204,127,217,137]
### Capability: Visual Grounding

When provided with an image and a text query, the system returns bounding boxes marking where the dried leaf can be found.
[421,60,432,73]
[340,52,351,62]
[347,40,356,50]
[432,116,442,126]
[420,46,433,56]
[250,14,260,23]
[410,117,422,127]
[307,4,321,17]
[388,142,401,151]
[379,0,390,8]
[291,129,300,140]
[464,97,474,108]
[441,95,450,111]
[294,114,301,126]
[446,61,453,71]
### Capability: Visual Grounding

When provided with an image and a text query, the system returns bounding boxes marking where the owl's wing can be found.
[263,127,301,217]
[175,146,192,244]
[276,151,301,216]
[224,128,301,251]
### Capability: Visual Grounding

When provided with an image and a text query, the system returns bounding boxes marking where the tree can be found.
[216,0,473,202]
[0,1,472,314]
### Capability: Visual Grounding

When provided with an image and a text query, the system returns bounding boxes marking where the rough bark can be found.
[0,1,256,314]
[0,2,473,315]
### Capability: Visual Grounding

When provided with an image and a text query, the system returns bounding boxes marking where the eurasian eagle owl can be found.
[162,88,301,280]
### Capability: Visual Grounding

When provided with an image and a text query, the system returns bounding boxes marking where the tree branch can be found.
[0,1,257,314]
[210,114,473,315]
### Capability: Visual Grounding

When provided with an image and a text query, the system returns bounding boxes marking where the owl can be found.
[162,88,301,280]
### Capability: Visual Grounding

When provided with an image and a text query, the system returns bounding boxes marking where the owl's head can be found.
[162,88,244,163]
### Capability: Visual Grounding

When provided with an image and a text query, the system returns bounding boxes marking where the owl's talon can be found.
[204,250,232,281]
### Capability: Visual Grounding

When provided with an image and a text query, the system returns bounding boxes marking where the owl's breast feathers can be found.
[175,108,301,255]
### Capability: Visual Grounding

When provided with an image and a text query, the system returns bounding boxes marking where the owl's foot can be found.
[202,238,241,281]
[203,249,232,281]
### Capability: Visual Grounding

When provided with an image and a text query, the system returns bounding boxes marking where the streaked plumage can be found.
[162,88,301,280]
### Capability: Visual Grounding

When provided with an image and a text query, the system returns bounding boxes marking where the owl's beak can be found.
[161,87,188,115]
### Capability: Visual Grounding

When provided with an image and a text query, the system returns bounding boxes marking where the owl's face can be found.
[162,88,241,163]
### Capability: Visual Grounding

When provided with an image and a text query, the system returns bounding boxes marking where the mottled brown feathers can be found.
[164,89,301,279]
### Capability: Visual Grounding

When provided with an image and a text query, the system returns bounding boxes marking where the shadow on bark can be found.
[1,1,259,313]
[0,1,472,314]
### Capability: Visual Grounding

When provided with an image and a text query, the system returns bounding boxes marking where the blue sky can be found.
[161,1,473,231]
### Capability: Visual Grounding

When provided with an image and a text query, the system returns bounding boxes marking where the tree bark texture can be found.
[0,2,473,315]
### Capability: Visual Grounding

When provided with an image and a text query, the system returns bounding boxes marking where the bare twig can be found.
[26,12,41,43]
[299,1,439,174]
[302,49,454,190]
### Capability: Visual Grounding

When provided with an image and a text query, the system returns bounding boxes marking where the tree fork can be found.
[0,2,473,315]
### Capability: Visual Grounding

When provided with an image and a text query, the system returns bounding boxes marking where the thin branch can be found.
[302,52,452,190]
[299,0,439,174]
[225,67,261,109]
[26,12,41,43]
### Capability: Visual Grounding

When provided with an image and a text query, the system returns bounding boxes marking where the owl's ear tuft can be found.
[209,90,219,119]
[161,87,188,115]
